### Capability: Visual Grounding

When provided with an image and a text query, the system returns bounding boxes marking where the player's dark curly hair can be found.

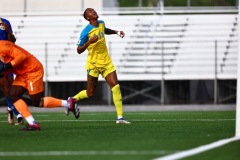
[83,8,88,20]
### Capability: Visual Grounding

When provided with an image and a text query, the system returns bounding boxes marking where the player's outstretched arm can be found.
[105,28,117,35]
[105,28,124,38]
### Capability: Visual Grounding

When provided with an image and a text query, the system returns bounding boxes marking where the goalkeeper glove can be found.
[0,61,12,73]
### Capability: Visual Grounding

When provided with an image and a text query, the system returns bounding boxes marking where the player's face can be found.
[86,8,99,20]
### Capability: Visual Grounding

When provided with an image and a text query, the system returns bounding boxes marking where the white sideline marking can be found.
[0,150,174,157]
[153,136,240,160]
[0,118,235,123]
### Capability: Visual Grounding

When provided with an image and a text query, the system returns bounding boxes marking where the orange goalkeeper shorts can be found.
[12,65,44,95]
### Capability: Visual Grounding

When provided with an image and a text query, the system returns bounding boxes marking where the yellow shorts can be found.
[86,61,116,78]
[12,66,44,95]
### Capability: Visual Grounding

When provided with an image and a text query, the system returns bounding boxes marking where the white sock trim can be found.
[118,116,123,119]
[62,100,69,108]
[16,114,22,119]
[25,116,35,125]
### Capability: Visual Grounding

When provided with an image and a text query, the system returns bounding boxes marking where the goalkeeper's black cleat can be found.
[15,116,24,125]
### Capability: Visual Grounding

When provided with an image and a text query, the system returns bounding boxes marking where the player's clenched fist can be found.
[89,35,98,44]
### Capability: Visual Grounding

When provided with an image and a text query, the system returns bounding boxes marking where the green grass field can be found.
[0,110,239,160]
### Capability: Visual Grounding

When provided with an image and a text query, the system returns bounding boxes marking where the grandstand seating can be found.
[172,14,238,80]
[3,14,238,81]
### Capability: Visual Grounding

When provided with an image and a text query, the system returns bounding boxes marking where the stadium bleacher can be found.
[3,14,238,81]
[170,14,238,80]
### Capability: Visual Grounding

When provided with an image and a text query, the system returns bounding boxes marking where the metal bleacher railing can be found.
[114,14,238,81]
[1,9,238,83]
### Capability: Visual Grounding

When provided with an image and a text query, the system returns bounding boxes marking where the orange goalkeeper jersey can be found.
[0,40,42,76]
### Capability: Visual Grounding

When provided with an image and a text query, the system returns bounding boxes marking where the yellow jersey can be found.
[77,20,112,68]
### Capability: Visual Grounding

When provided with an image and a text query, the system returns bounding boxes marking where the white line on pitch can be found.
[153,136,240,160]
[38,119,235,122]
[0,150,175,157]
[0,118,235,123]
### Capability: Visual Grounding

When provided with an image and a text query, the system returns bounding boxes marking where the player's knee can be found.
[8,95,19,103]
[31,98,42,107]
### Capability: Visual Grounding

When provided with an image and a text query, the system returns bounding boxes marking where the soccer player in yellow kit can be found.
[0,40,80,131]
[68,8,130,124]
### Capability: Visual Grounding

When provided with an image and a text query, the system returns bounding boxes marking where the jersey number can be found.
[99,32,104,38]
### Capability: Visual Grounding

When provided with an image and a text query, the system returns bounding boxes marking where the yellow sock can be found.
[111,84,123,117]
[73,90,88,101]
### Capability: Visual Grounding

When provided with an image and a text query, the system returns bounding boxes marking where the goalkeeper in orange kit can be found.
[0,40,80,131]
[0,17,24,125]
